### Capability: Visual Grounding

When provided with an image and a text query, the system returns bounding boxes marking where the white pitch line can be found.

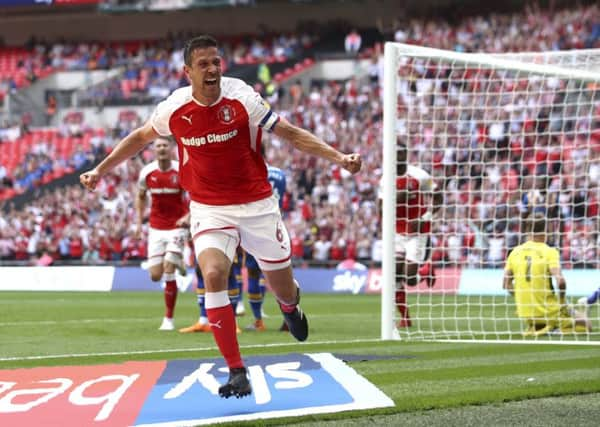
[0,318,152,327]
[0,313,365,327]
[432,339,600,346]
[0,338,382,362]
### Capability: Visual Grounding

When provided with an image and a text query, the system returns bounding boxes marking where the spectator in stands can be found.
[0,164,7,188]
[82,236,101,264]
[370,231,383,264]
[344,29,362,55]
[58,232,70,260]
[302,230,315,260]
[313,232,332,263]
[0,230,15,260]
[45,95,57,126]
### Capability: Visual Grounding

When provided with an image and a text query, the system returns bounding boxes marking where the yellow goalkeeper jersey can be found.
[505,240,561,319]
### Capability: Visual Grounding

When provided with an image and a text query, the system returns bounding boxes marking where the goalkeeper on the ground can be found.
[503,213,591,336]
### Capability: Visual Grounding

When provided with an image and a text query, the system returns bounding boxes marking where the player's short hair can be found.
[527,213,546,234]
[184,35,218,66]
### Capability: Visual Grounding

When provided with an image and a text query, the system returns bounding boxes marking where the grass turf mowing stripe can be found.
[266,393,600,427]
[2,290,599,425]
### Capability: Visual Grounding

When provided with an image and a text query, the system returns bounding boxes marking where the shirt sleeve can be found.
[138,173,147,191]
[237,81,280,132]
[504,250,513,272]
[421,170,434,192]
[150,88,187,137]
[422,178,434,192]
[138,164,150,190]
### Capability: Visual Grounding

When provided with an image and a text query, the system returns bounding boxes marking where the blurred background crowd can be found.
[0,0,598,268]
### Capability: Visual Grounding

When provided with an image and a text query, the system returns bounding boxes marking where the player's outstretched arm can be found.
[135,188,147,239]
[272,118,361,174]
[80,121,159,191]
[549,266,567,305]
[503,268,514,296]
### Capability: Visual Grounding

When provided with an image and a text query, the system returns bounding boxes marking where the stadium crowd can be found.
[0,30,315,106]
[390,3,599,52]
[0,3,599,268]
[60,31,312,106]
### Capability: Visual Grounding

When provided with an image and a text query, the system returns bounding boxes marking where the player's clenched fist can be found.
[80,169,101,191]
[340,153,362,174]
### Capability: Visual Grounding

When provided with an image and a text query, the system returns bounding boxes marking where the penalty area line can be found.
[432,339,600,346]
[0,338,382,362]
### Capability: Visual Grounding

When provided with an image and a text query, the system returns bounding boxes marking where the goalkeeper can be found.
[503,214,591,336]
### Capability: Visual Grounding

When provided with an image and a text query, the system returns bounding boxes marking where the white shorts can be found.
[190,195,291,271]
[395,234,430,264]
[147,227,188,267]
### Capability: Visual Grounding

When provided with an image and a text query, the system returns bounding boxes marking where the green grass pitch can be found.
[1,291,599,426]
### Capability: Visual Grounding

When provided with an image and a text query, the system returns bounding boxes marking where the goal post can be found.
[381,42,398,340]
[381,42,600,342]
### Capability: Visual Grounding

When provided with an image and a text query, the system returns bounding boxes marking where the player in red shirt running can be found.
[136,137,190,331]
[81,35,361,399]
[380,143,442,328]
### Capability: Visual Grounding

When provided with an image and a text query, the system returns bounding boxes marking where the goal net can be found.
[381,42,600,342]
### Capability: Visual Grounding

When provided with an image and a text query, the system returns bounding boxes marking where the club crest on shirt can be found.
[218,105,235,124]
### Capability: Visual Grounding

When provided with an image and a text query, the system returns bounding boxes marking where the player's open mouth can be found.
[205,78,218,85]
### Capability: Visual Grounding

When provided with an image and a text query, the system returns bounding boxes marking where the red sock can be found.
[279,281,300,313]
[279,302,297,313]
[395,289,410,321]
[207,305,243,369]
[164,280,178,319]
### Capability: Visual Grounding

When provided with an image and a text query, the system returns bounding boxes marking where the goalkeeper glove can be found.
[559,305,572,318]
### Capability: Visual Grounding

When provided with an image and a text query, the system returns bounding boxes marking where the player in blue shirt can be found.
[268,165,287,207]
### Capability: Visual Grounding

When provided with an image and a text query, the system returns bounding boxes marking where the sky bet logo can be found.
[0,353,393,427]
[332,271,368,294]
